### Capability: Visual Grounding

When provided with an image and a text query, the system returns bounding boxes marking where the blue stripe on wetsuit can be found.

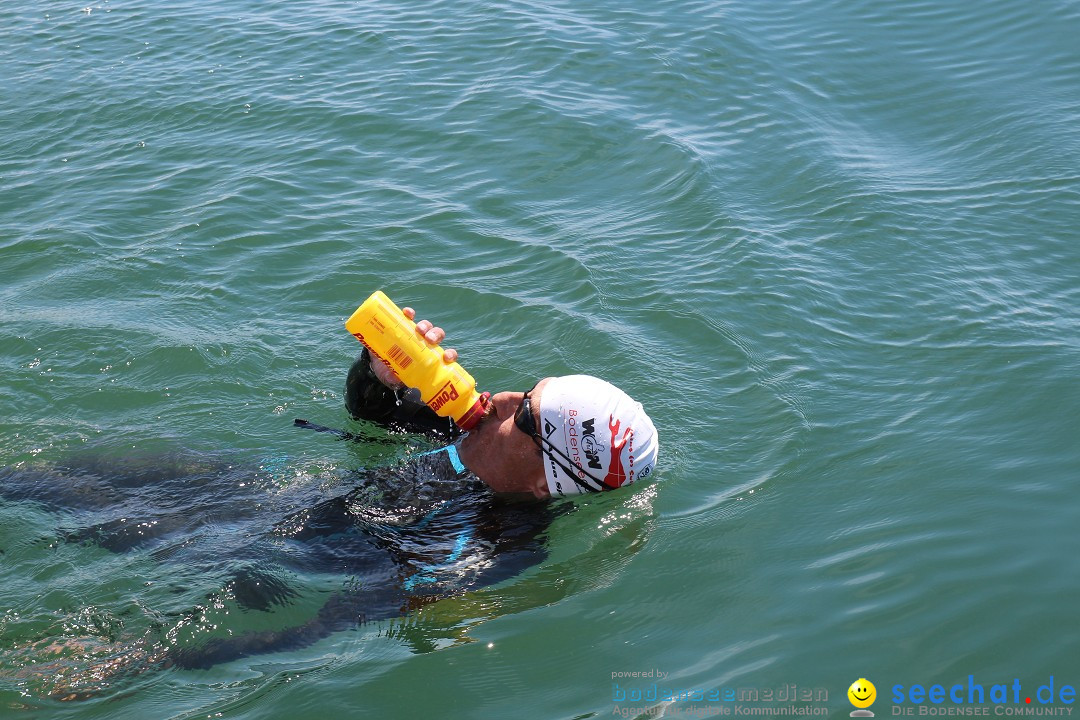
[432,443,466,474]
[403,444,472,591]
[402,529,474,591]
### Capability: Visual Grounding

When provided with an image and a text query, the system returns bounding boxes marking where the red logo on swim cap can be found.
[603,416,634,488]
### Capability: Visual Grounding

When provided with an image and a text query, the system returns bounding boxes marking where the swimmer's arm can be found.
[343,310,462,438]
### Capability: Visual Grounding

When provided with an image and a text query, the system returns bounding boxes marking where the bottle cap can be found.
[456,392,491,431]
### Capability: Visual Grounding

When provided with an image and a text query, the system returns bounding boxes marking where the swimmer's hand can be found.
[368,306,459,390]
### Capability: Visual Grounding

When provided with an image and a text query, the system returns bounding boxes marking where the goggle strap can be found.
[531,434,618,492]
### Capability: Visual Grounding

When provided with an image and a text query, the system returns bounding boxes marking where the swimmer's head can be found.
[532,375,658,498]
[457,375,658,499]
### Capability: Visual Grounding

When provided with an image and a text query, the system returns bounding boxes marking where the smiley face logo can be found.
[848,679,876,716]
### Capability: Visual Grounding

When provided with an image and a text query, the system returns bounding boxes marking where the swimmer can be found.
[0,301,658,699]
[345,305,659,499]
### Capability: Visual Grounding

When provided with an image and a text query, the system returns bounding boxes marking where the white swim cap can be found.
[537,375,659,497]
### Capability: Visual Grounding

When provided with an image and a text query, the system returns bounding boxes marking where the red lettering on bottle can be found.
[427,380,459,413]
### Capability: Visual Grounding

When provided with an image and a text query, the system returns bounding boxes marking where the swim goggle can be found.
[514,385,619,493]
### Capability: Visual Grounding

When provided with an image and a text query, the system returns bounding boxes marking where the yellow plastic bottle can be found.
[345,290,490,431]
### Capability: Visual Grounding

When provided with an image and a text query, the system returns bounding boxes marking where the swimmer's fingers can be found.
[413,318,441,344]
[405,308,458,364]
[369,306,456,386]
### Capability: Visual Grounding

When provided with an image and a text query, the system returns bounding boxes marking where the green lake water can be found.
[2,0,1079,717]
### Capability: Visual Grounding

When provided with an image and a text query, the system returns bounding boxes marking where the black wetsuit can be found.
[0,352,557,675]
